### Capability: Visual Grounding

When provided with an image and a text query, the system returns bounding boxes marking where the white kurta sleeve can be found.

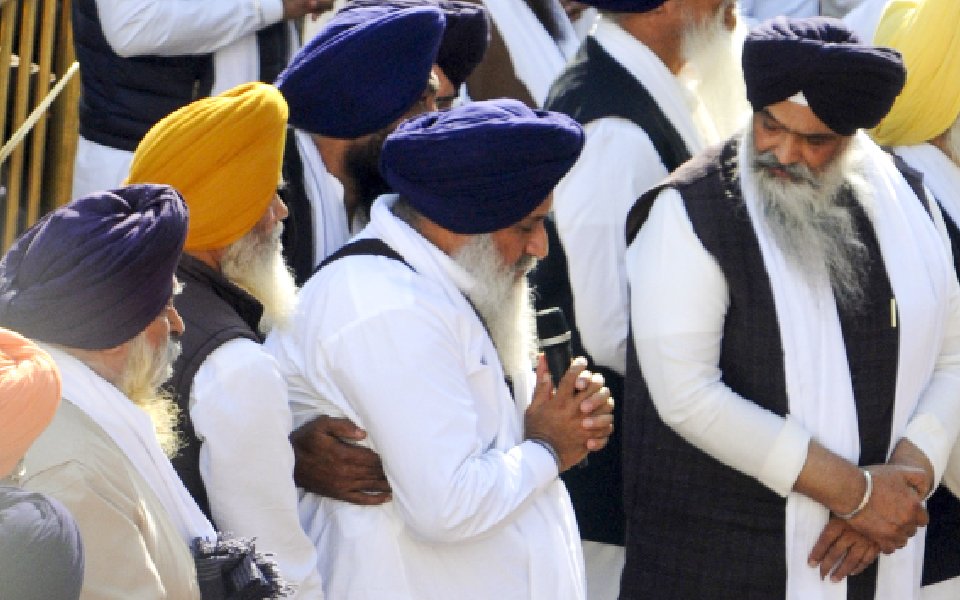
[93,0,284,57]
[627,190,812,497]
[903,260,960,486]
[324,305,559,544]
[191,339,324,598]
[553,117,671,375]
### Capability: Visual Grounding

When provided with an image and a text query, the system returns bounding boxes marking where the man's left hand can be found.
[809,517,881,582]
[573,370,614,451]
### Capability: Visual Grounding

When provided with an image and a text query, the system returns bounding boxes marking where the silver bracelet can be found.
[837,469,873,520]
[528,437,561,471]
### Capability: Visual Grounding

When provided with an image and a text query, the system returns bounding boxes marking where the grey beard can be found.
[452,234,537,383]
[116,332,183,457]
[745,131,870,312]
[221,223,299,333]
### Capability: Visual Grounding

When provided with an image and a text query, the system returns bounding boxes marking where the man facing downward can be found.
[265,99,614,600]
[622,17,960,599]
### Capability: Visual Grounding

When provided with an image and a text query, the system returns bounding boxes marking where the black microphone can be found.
[536,307,573,386]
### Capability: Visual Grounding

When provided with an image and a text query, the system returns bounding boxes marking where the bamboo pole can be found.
[0,0,16,149]
[25,0,58,225]
[49,0,79,210]
[3,0,37,250]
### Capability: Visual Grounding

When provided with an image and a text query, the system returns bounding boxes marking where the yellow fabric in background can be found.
[125,82,288,251]
[871,0,960,147]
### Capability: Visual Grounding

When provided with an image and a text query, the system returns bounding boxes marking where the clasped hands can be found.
[808,441,933,583]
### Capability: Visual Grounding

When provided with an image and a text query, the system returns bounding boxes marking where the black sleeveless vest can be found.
[620,139,928,599]
[73,0,289,151]
[529,35,692,545]
[167,255,263,521]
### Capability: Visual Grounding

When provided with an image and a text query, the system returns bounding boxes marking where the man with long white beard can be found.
[0,184,211,597]
[529,1,749,595]
[265,99,615,599]
[125,82,325,596]
[867,2,960,597]
[622,17,960,599]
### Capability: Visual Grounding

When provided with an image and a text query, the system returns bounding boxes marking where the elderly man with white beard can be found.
[867,2,960,597]
[528,1,749,594]
[622,17,960,599]
[0,184,210,597]
[265,98,615,600]
[125,82,326,596]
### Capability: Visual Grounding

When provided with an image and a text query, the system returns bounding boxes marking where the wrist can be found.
[835,469,873,520]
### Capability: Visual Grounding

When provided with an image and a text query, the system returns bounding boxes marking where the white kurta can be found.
[265,195,586,600]
[551,17,710,375]
[191,339,324,598]
[627,138,960,599]
[72,0,289,200]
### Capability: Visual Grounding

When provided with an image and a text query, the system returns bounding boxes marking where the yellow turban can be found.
[0,328,61,477]
[126,82,288,251]
[871,0,960,147]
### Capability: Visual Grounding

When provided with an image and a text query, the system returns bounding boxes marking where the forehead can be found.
[762,100,838,137]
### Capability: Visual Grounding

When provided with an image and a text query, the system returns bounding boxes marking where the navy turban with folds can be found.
[0,487,84,600]
[380,99,584,234]
[0,184,188,350]
[276,5,445,139]
[576,0,666,11]
[742,17,906,135]
[345,0,490,88]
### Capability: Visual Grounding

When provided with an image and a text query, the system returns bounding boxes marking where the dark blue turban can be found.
[276,5,445,139]
[345,0,490,88]
[576,0,666,11]
[742,17,906,135]
[380,99,584,234]
[0,184,188,350]
[0,487,84,600]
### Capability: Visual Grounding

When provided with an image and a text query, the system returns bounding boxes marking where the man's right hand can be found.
[290,415,392,505]
[524,356,614,472]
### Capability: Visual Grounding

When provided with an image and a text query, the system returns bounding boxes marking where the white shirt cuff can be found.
[518,440,561,486]
[757,415,811,497]
[904,413,949,487]
[258,0,285,25]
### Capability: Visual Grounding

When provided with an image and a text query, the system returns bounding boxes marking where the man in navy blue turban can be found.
[264,98,614,599]
[619,16,960,600]
[0,185,221,597]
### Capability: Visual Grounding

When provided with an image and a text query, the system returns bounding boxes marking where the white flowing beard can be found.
[116,331,182,457]
[453,234,537,384]
[221,223,299,333]
[680,0,752,141]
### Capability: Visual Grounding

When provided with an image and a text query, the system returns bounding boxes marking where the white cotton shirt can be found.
[551,18,709,375]
[627,184,960,498]
[265,194,586,600]
[191,339,324,598]
[72,0,287,199]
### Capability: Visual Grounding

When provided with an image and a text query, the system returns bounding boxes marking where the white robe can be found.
[265,194,586,600]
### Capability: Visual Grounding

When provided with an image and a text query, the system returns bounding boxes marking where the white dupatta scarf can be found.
[43,345,216,545]
[740,132,953,599]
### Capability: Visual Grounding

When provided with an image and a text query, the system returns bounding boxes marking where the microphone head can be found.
[536,307,571,348]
